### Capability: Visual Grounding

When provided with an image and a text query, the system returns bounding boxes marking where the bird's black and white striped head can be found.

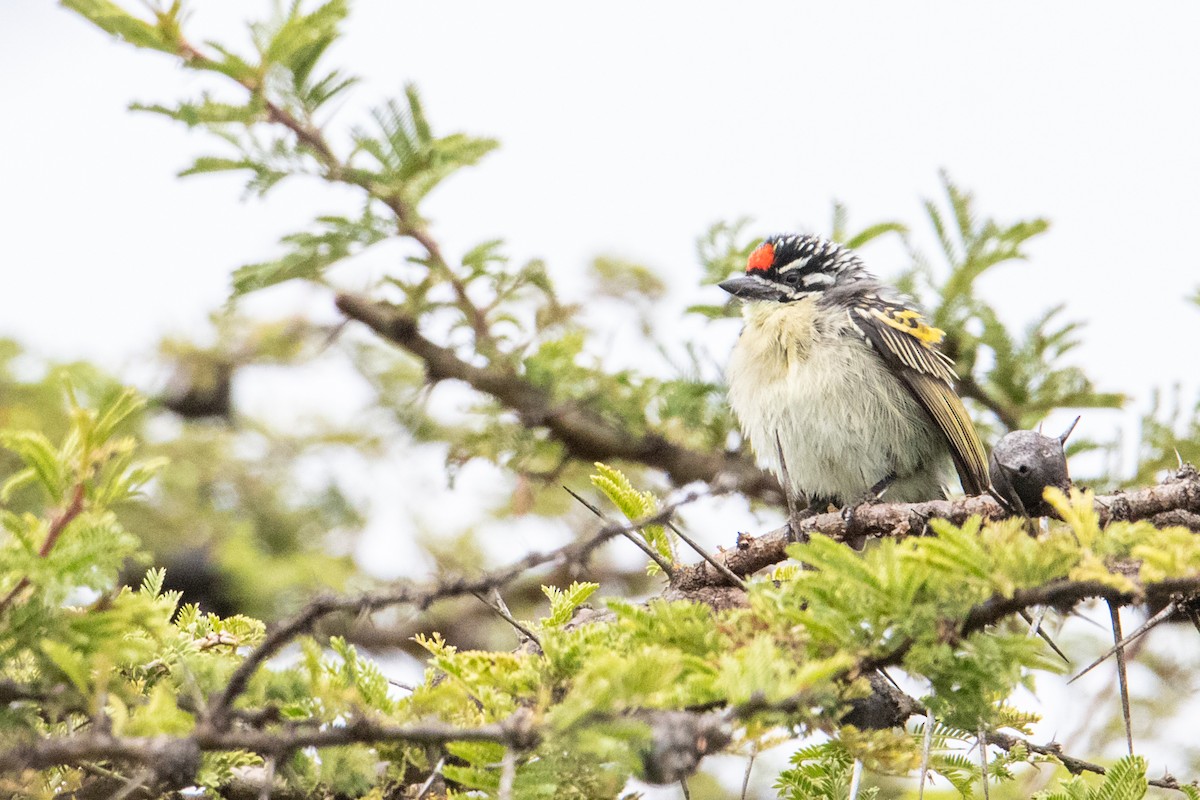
[719,234,869,303]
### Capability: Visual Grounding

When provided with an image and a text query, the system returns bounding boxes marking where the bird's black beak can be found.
[719,275,783,301]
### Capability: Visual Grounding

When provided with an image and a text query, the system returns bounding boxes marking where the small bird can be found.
[721,234,988,511]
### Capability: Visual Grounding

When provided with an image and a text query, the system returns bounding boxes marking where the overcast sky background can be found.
[5,2,1200,792]
[6,2,1200,466]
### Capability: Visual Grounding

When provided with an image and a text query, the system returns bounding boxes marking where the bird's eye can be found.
[783,271,803,286]
[1018,465,1030,475]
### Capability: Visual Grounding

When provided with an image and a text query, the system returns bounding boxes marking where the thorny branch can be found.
[7,432,1200,794]
[17,14,1199,800]
[0,714,538,775]
[987,730,1189,792]
[205,490,707,726]
[335,292,777,498]
[671,465,1200,590]
[10,678,1196,795]
[177,29,779,500]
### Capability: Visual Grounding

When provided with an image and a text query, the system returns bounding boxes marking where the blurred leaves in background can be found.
[6,1,1200,798]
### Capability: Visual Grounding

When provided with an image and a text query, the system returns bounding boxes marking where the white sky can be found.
[5,2,1200,792]
[5,1,1200,461]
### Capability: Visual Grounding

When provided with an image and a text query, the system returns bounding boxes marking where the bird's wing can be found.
[848,299,990,495]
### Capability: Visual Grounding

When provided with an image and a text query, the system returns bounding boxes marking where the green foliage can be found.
[0,332,366,622]
[354,85,500,211]
[5,359,1200,796]
[34,1,1200,797]
[899,173,1123,436]
[61,0,183,55]
[541,581,599,629]
[776,740,880,800]
[231,205,393,294]
[1033,755,1147,800]
[590,462,675,573]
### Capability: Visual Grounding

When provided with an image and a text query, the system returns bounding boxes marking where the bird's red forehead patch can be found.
[747,242,775,272]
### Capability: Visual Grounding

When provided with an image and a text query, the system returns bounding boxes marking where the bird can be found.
[720,233,989,513]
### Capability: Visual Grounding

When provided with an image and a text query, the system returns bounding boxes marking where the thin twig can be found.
[741,742,757,800]
[258,757,275,800]
[918,709,934,800]
[680,778,691,800]
[1107,600,1135,755]
[1019,609,1069,663]
[849,758,864,800]
[1069,599,1178,685]
[0,482,86,615]
[666,521,746,589]
[472,589,541,648]
[563,486,675,576]
[108,768,153,800]
[987,730,1185,791]
[498,748,516,800]
[414,757,446,800]
[978,729,990,800]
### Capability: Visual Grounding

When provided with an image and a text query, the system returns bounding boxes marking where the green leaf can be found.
[541,581,599,629]
[62,0,179,54]
[41,639,91,692]
[231,207,391,296]
[354,84,499,207]
[0,430,66,501]
[140,567,166,597]
[590,462,674,570]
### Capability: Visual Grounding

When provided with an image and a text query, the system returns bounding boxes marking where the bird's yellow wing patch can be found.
[850,298,989,495]
[869,306,945,345]
[852,305,957,384]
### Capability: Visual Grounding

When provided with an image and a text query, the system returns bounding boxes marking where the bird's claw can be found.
[839,478,894,550]
[786,505,820,543]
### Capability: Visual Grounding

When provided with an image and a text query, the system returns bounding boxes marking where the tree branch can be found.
[0,715,535,776]
[987,730,1190,792]
[671,467,1200,591]
[335,292,777,498]
[0,481,87,615]
[181,31,777,499]
[206,491,706,725]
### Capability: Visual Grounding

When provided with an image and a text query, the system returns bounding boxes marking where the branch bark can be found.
[335,292,777,498]
[0,482,87,615]
[206,492,705,725]
[670,467,1200,591]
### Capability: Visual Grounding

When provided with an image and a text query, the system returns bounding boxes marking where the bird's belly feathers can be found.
[727,301,950,504]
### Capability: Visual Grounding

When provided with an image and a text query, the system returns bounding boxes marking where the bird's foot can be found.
[838,476,895,550]
[785,500,828,544]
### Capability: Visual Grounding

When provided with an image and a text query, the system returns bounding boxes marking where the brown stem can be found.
[335,292,777,498]
[671,466,1200,590]
[987,730,1185,792]
[204,496,701,726]
[0,482,86,615]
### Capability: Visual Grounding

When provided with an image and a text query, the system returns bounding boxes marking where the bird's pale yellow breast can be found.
[732,298,821,381]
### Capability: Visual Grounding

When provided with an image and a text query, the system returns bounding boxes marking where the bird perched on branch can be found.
[721,234,988,513]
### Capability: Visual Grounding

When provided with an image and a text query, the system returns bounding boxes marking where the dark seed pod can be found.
[638,711,731,785]
[988,417,1078,517]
